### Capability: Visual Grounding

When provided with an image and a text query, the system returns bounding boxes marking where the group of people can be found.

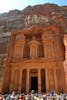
[0,90,67,100]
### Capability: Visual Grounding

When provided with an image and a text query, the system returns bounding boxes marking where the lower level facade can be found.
[2,59,66,93]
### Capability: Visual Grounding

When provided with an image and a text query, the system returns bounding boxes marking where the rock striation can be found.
[0,3,66,33]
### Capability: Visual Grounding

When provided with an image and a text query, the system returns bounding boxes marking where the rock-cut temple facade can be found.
[2,25,67,93]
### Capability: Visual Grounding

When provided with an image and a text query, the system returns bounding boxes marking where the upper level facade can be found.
[8,25,65,63]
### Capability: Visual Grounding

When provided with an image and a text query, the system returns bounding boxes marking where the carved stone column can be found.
[45,69,49,92]
[10,66,14,91]
[38,69,41,92]
[19,35,25,59]
[26,69,29,92]
[54,68,58,91]
[42,34,49,58]
[18,67,22,93]
[21,45,25,58]
[9,36,15,60]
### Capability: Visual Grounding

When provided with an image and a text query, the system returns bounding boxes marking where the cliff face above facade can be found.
[0,3,67,33]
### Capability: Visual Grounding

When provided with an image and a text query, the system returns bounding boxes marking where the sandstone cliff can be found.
[0,3,67,87]
[0,3,67,32]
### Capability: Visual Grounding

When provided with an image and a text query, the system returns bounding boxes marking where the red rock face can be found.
[1,25,66,94]
[0,4,66,33]
[0,3,67,94]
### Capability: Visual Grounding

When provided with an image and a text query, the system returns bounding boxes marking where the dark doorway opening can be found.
[31,77,38,91]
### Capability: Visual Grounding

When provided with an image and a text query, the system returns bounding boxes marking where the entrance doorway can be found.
[31,77,38,91]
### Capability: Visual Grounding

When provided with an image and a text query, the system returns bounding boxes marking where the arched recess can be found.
[41,69,46,92]
[38,44,44,57]
[23,44,30,58]
[21,69,27,92]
